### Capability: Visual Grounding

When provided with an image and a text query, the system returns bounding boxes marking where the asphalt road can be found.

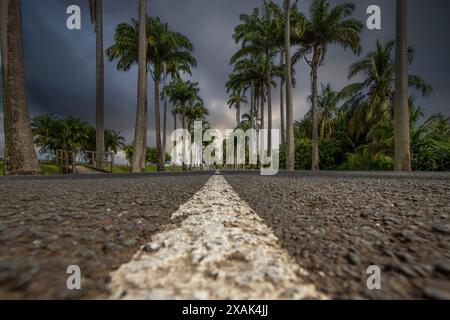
[224,171,450,299]
[0,170,449,299]
[0,172,211,299]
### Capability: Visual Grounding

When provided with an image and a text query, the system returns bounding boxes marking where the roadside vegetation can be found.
[1,0,448,175]
[227,0,449,172]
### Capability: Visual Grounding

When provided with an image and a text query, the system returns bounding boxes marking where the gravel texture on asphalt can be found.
[109,174,324,300]
[0,172,211,299]
[224,171,450,299]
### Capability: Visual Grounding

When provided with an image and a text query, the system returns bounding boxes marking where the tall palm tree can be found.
[284,0,295,171]
[107,16,196,171]
[162,62,168,164]
[88,0,105,169]
[227,91,248,128]
[293,0,363,170]
[230,2,293,158]
[130,0,147,172]
[165,79,201,170]
[279,53,286,145]
[264,1,304,150]
[1,0,39,175]
[394,0,410,171]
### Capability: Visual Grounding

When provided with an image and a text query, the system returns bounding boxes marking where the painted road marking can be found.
[109,174,325,299]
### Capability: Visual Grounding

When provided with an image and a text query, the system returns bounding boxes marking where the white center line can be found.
[109,174,326,300]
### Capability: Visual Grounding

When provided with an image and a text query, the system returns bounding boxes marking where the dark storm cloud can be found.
[1,0,449,156]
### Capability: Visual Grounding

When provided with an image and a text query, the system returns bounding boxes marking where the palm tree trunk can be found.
[261,90,265,130]
[131,0,147,173]
[154,72,165,171]
[94,0,105,170]
[280,54,286,145]
[284,0,295,171]
[173,112,177,145]
[394,0,411,171]
[267,74,272,157]
[236,104,241,128]
[162,63,168,164]
[250,86,255,129]
[1,0,39,175]
[140,92,147,169]
[255,94,260,129]
[181,112,187,171]
[311,49,320,171]
[249,86,253,127]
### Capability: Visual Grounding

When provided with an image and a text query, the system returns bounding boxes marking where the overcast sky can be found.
[1,0,449,157]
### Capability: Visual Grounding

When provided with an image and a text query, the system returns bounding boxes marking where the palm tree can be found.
[231,3,293,158]
[394,0,410,171]
[88,0,105,169]
[1,0,39,175]
[105,130,125,155]
[165,79,201,170]
[293,0,363,170]
[134,0,147,172]
[238,113,254,131]
[302,84,341,139]
[264,1,304,149]
[107,16,196,171]
[341,40,431,147]
[227,90,248,128]
[284,0,295,171]
[162,62,168,164]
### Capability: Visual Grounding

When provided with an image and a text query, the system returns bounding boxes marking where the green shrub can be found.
[341,150,394,171]
[412,137,450,171]
[279,138,349,170]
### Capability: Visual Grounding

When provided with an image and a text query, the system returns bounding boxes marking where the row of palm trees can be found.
[293,38,431,169]
[1,0,207,174]
[0,0,415,174]
[103,1,205,172]
[226,0,413,171]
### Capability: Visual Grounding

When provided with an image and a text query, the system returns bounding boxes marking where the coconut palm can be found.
[340,40,431,147]
[0,0,40,175]
[293,0,363,170]
[302,84,342,139]
[105,130,125,155]
[88,0,105,169]
[394,0,410,171]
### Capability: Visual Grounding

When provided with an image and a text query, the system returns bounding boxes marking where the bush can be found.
[412,137,450,171]
[279,138,349,170]
[340,149,394,171]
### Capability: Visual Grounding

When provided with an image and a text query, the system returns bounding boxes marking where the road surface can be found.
[0,171,449,299]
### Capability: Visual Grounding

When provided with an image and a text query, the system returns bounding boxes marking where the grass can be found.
[0,161,60,176]
[0,161,182,176]
[39,163,61,175]
[113,164,182,173]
